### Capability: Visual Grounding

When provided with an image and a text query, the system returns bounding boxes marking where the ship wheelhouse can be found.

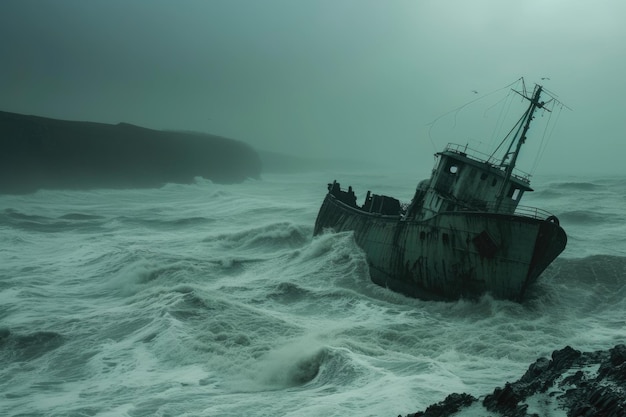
[314,82,567,301]
[409,143,533,220]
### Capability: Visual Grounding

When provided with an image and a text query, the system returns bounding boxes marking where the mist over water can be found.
[1,171,624,416]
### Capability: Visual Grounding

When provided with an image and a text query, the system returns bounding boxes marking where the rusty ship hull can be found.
[314,192,567,301]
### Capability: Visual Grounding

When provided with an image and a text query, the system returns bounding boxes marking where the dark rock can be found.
[404,393,476,417]
[400,344,626,417]
[0,110,262,193]
[483,383,528,416]
[599,344,626,382]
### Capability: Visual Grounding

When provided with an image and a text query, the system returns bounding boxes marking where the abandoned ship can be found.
[313,84,567,301]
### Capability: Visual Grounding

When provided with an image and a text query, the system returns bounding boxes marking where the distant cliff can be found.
[0,111,262,193]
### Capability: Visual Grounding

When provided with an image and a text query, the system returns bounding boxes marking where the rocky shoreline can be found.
[0,111,262,194]
[401,344,625,417]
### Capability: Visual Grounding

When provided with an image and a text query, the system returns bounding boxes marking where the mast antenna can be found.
[494,84,545,211]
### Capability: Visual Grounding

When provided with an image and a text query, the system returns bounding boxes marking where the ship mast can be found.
[495,84,545,211]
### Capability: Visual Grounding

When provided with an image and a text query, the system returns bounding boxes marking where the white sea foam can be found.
[1,172,624,416]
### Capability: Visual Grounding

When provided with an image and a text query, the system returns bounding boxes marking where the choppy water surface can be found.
[1,172,624,416]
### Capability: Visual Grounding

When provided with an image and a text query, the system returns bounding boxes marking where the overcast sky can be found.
[2,0,625,175]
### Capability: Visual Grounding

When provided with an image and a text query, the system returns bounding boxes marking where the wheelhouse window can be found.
[507,185,522,200]
[445,159,461,175]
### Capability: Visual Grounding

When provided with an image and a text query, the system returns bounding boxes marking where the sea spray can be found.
[1,172,624,416]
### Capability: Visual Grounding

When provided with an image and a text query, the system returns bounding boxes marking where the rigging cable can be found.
[488,110,527,163]
[531,103,563,174]
[488,85,517,149]
[425,77,523,150]
[530,107,553,174]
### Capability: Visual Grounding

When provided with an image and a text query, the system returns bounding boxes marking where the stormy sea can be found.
[1,170,624,417]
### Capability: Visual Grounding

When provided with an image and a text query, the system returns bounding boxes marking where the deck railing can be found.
[512,204,556,220]
[483,201,555,220]
[443,143,531,183]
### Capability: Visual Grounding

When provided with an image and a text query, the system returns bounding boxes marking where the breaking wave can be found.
[1,172,624,417]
